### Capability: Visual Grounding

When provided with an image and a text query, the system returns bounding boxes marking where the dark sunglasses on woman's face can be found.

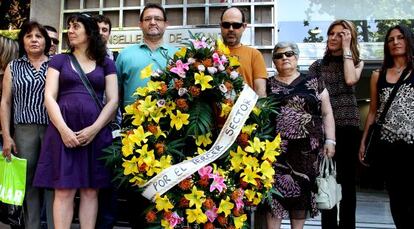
[273,51,296,59]
[221,22,244,29]
[51,38,59,45]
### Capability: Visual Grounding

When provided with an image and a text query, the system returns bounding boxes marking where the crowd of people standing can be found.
[1,3,413,229]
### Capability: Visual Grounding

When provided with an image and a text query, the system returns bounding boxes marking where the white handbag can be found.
[315,156,342,210]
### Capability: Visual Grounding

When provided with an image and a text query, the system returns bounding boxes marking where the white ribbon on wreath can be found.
[141,84,258,201]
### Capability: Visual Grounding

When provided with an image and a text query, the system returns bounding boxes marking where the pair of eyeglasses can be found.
[273,51,296,59]
[51,38,59,45]
[143,16,165,23]
[221,22,244,29]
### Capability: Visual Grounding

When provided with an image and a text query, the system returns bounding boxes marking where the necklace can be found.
[395,65,406,74]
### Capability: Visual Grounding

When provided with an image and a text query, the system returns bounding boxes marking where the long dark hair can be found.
[66,13,106,65]
[382,25,414,71]
[18,21,51,57]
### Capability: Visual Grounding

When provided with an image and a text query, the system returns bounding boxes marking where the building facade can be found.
[30,0,414,104]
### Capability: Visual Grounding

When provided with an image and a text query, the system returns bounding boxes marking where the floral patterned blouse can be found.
[377,69,414,144]
[266,73,325,219]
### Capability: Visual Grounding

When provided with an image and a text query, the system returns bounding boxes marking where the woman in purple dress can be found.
[33,13,118,229]
[265,42,336,229]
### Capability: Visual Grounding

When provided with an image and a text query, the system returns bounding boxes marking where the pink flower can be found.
[209,173,227,193]
[212,53,223,66]
[205,206,218,222]
[167,212,184,228]
[220,54,228,64]
[235,192,245,210]
[170,60,190,78]
[191,37,208,49]
[198,165,213,179]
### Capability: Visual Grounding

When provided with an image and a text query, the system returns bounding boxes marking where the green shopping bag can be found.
[0,154,27,206]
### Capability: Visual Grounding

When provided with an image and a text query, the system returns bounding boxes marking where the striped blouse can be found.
[10,55,49,125]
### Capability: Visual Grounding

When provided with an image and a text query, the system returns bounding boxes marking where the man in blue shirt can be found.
[114,3,177,228]
[116,3,177,107]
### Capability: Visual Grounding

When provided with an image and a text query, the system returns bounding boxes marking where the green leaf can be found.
[187,101,213,136]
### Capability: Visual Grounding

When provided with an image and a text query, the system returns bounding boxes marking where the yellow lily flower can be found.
[124,102,139,115]
[175,47,187,58]
[220,102,232,117]
[147,80,163,92]
[131,112,146,126]
[244,189,256,202]
[134,87,148,97]
[253,192,263,205]
[129,175,146,186]
[262,176,274,189]
[159,155,172,170]
[195,132,212,147]
[184,186,206,209]
[228,55,240,67]
[216,39,230,55]
[140,63,153,79]
[152,125,167,139]
[186,208,207,224]
[129,126,152,146]
[155,194,174,212]
[194,72,213,91]
[262,134,281,162]
[252,106,261,116]
[230,146,247,172]
[241,124,257,135]
[234,214,247,229]
[146,159,162,176]
[242,155,259,169]
[244,137,265,154]
[260,160,275,179]
[217,196,234,217]
[161,219,173,229]
[240,167,260,185]
[170,110,190,130]
[165,101,177,115]
[138,96,157,116]
[136,144,155,166]
[121,136,134,157]
[149,107,166,124]
[122,156,138,175]
[196,147,206,155]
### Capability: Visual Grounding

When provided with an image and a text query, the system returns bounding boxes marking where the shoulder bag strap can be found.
[68,54,104,110]
[377,66,411,124]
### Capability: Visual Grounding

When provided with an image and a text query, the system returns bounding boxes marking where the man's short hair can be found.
[93,14,112,32]
[43,25,57,33]
[220,7,246,23]
[139,3,167,22]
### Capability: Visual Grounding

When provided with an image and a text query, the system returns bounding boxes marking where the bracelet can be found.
[325,139,336,146]
[343,54,353,60]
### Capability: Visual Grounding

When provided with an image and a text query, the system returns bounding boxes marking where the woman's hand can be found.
[359,142,369,167]
[324,142,335,158]
[2,136,17,160]
[59,127,80,148]
[341,29,352,50]
[75,125,99,146]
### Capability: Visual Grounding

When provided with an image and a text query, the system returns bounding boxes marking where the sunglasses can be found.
[51,38,59,45]
[221,22,244,29]
[273,51,296,59]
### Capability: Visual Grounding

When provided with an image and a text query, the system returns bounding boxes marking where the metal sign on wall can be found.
[108,27,252,50]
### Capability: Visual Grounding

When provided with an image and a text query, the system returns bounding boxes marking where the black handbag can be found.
[69,54,121,139]
[363,67,411,164]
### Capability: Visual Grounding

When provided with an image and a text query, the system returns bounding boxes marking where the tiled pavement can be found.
[0,189,395,229]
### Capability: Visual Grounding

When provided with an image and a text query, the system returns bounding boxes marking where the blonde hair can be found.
[0,35,19,71]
